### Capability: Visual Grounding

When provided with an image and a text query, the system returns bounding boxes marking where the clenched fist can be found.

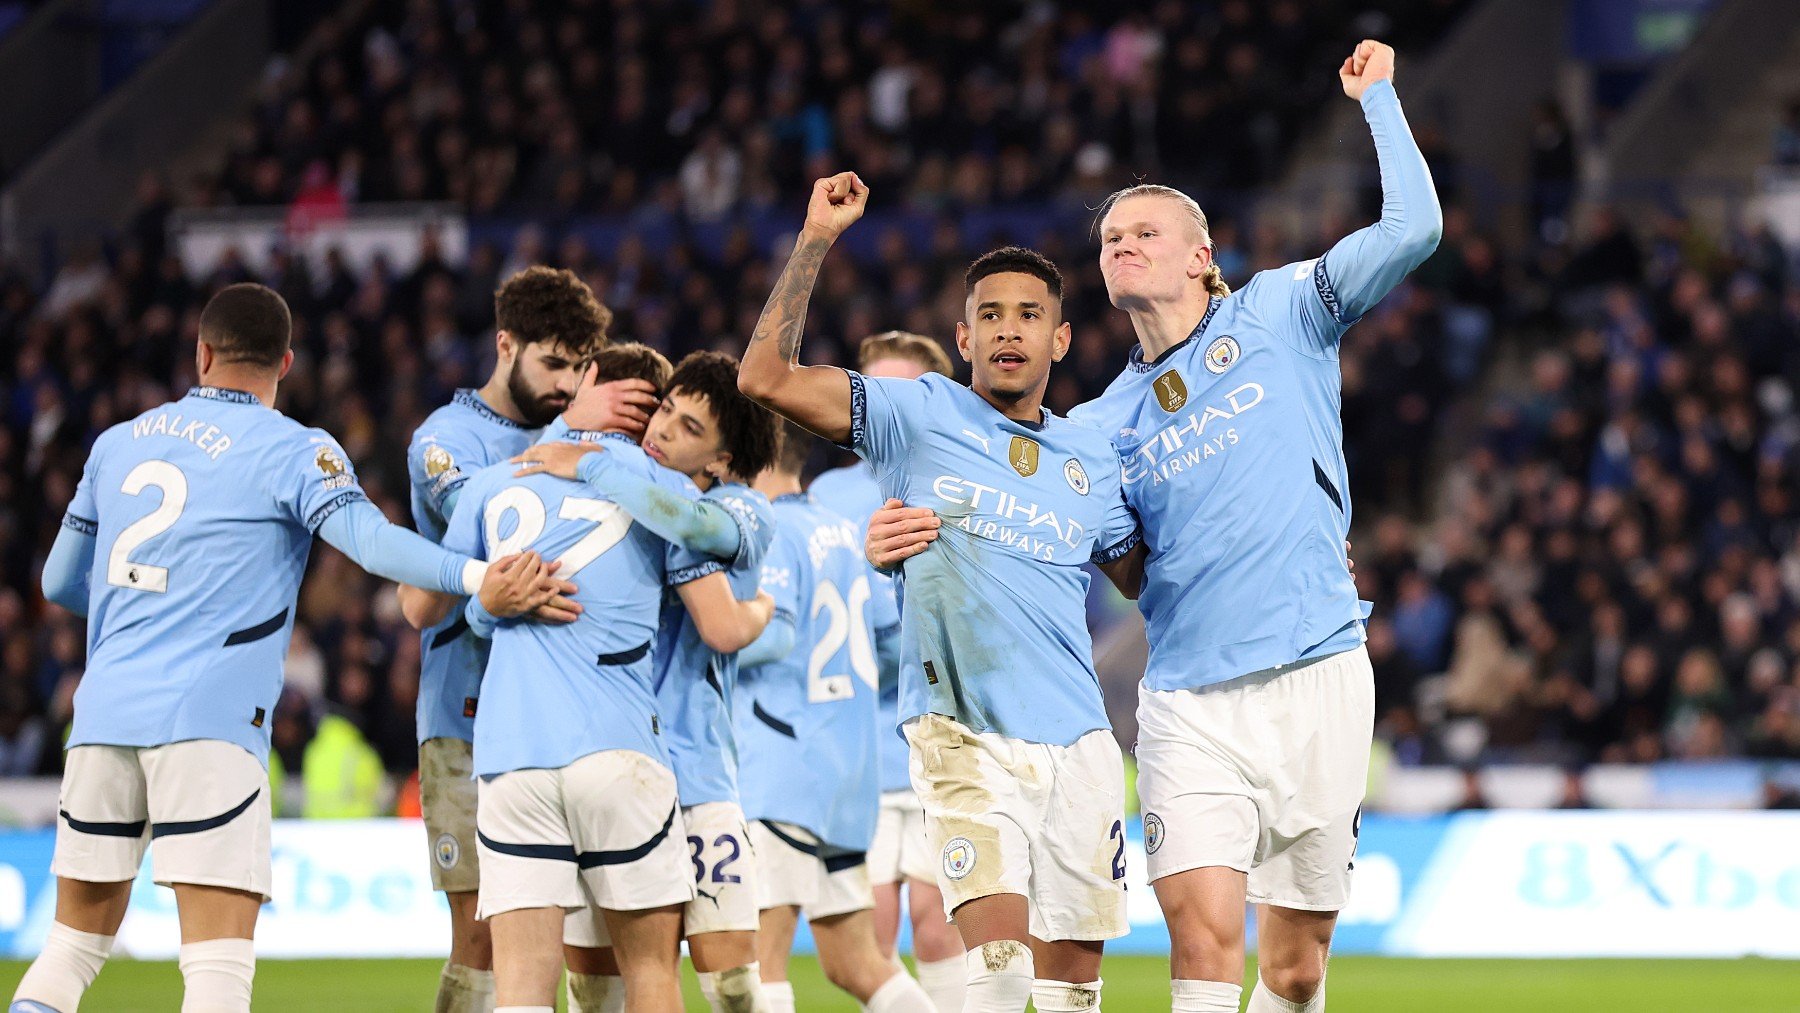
[1340,39,1395,101]
[801,172,869,242]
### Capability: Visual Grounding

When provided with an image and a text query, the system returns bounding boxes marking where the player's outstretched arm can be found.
[41,522,96,616]
[865,498,940,572]
[737,172,867,443]
[511,442,743,560]
[676,574,776,654]
[737,610,796,668]
[1317,40,1442,327]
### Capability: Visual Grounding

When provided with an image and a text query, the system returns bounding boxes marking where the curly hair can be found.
[668,351,779,481]
[494,266,612,358]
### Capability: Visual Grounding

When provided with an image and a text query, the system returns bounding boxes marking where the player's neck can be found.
[475,372,529,425]
[197,366,278,407]
[689,470,716,493]
[1130,294,1212,362]
[971,380,1046,425]
[753,471,802,499]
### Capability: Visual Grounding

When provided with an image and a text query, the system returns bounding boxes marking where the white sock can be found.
[1172,978,1244,1012]
[177,938,255,1012]
[763,980,796,1013]
[566,971,625,1013]
[961,941,1033,1013]
[867,969,935,1012]
[916,955,966,1013]
[1032,978,1102,1012]
[437,962,495,1013]
[1247,975,1324,1012]
[697,962,770,1013]
[12,921,114,1011]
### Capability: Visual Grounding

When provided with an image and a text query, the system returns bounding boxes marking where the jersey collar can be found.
[187,386,262,405]
[1126,296,1221,373]
[453,388,525,428]
[773,492,809,504]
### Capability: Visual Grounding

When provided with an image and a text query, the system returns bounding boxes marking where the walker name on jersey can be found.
[930,475,1082,560]
[129,410,235,460]
[1121,381,1265,487]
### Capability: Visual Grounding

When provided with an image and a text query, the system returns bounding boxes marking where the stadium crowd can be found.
[0,0,1796,814]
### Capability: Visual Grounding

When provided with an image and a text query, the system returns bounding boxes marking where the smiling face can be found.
[1098,193,1214,310]
[955,271,1071,408]
[642,386,731,483]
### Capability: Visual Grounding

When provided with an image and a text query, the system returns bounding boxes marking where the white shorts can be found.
[906,714,1128,942]
[868,790,936,887]
[750,820,874,920]
[475,750,693,921]
[678,801,761,936]
[53,740,272,900]
[419,737,479,893]
[1136,645,1375,911]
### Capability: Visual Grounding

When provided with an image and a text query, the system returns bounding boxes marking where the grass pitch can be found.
[2,955,1795,1010]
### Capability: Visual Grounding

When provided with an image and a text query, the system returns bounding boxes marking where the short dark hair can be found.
[775,419,816,476]
[198,283,292,368]
[858,330,954,377]
[495,266,612,358]
[964,246,1064,302]
[669,351,778,481]
[589,342,672,395]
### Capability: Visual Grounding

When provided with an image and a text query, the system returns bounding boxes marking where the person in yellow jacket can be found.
[302,711,387,819]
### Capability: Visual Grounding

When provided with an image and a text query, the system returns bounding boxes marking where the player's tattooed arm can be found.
[737,172,866,443]
[865,498,940,572]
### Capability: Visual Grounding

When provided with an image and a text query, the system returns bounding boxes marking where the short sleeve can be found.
[409,422,490,521]
[64,437,102,534]
[759,532,806,626]
[708,485,774,572]
[439,473,487,560]
[843,371,931,473]
[1090,462,1142,565]
[279,428,369,532]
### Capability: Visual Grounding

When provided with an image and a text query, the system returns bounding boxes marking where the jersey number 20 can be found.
[807,575,878,702]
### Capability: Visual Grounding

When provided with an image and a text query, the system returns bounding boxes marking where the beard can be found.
[509,359,568,427]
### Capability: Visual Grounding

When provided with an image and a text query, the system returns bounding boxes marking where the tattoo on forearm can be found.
[750,234,832,364]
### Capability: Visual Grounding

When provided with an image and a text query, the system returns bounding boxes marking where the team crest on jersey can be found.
[435,833,461,869]
[1153,370,1188,413]
[422,444,455,478]
[1064,458,1089,495]
[1008,436,1040,478]
[1144,812,1165,854]
[314,446,353,490]
[1204,336,1241,375]
[942,837,976,880]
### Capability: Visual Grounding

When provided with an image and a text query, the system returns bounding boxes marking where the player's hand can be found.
[1339,39,1395,101]
[1346,540,1355,574]
[530,589,584,625]
[866,498,939,571]
[513,441,601,480]
[748,590,776,625]
[801,172,868,242]
[561,364,659,437]
[479,552,575,619]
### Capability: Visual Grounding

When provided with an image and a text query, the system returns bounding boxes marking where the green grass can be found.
[2,955,1797,1010]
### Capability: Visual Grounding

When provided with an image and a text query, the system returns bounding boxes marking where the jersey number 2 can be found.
[108,460,188,593]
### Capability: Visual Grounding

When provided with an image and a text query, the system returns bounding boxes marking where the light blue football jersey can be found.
[1072,77,1439,692]
[63,386,372,762]
[652,482,774,808]
[846,372,1139,747]
[807,463,909,793]
[736,494,881,851]
[440,433,707,777]
[407,389,537,745]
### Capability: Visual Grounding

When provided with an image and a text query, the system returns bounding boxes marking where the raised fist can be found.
[1340,39,1395,101]
[801,172,869,241]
